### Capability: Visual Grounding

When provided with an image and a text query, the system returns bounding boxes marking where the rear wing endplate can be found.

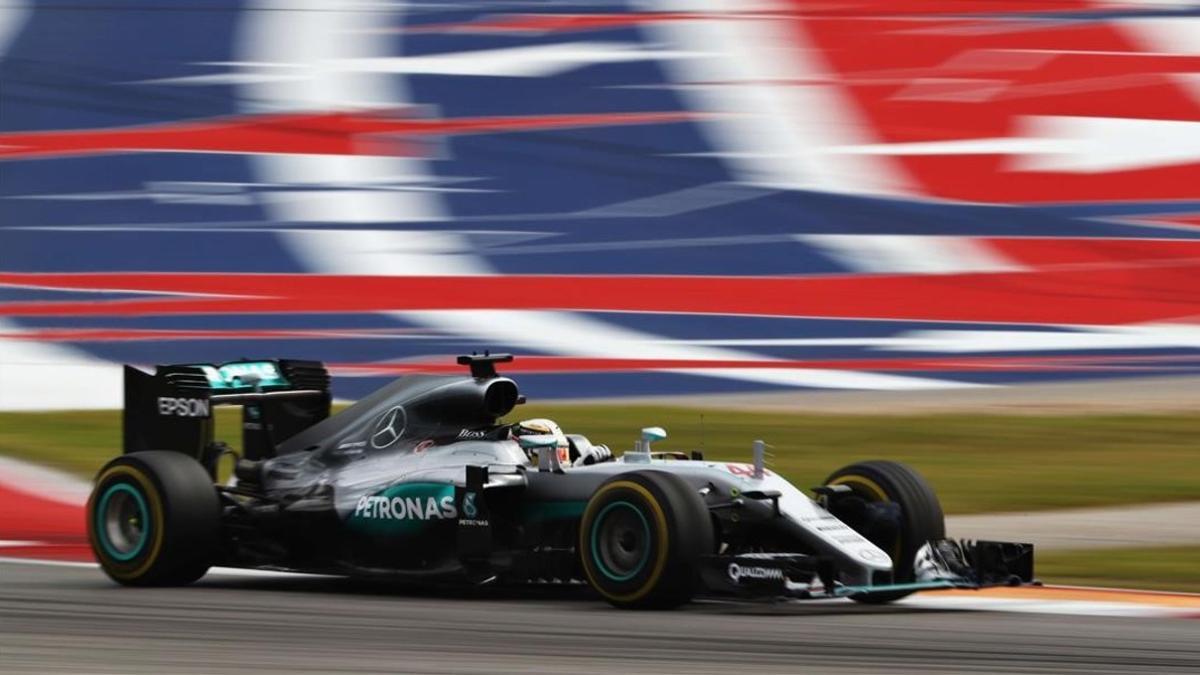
[123,359,332,465]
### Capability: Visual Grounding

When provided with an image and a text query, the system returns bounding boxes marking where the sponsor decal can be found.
[221,362,280,383]
[370,406,407,449]
[858,549,886,562]
[349,483,456,535]
[724,463,773,478]
[354,494,455,520]
[198,362,286,389]
[799,514,842,523]
[727,563,784,584]
[156,396,210,417]
[459,491,489,528]
[456,429,487,439]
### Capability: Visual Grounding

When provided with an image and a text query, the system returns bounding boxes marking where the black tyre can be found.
[822,460,944,603]
[87,451,220,586]
[579,471,713,609]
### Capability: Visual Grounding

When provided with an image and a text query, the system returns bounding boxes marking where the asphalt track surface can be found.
[3,561,1198,675]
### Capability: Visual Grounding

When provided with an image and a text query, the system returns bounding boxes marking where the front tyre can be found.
[579,471,713,609]
[87,451,220,586]
[823,460,944,604]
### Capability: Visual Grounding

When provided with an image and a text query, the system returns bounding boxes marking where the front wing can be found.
[699,540,1035,600]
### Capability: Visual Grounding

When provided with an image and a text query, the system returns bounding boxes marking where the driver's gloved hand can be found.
[574,443,613,466]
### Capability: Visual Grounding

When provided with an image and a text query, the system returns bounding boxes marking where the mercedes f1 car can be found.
[88,354,1034,609]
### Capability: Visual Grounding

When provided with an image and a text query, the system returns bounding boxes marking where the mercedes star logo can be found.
[370,406,407,449]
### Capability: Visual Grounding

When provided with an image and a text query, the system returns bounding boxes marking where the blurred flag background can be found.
[2,0,1198,409]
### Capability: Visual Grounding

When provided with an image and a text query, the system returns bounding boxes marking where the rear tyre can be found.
[822,460,944,604]
[87,451,220,586]
[579,471,713,609]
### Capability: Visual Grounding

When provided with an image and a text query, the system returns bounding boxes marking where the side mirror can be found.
[516,434,559,451]
[641,427,667,443]
[518,434,564,473]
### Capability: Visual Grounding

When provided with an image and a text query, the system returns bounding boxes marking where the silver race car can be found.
[88,353,1033,608]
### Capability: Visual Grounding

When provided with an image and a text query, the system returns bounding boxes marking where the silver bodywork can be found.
[266,435,894,586]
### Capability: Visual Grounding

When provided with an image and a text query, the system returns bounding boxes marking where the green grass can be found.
[0,408,249,485]
[2,407,1198,514]
[521,405,1200,514]
[1037,546,1200,593]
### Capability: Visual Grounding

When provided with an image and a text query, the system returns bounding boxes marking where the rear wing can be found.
[123,359,332,466]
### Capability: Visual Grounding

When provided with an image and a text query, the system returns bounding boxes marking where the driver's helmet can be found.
[511,418,570,467]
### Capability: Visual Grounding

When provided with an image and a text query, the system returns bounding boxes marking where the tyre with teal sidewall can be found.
[579,471,713,610]
[87,451,220,586]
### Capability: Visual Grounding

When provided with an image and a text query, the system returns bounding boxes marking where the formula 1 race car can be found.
[88,354,1034,609]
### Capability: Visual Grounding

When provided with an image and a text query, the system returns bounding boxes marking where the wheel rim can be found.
[96,483,150,561]
[591,501,651,582]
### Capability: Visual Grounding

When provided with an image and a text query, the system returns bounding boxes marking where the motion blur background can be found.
[1,0,1199,407]
[1,0,1199,592]
[1,4,1200,672]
